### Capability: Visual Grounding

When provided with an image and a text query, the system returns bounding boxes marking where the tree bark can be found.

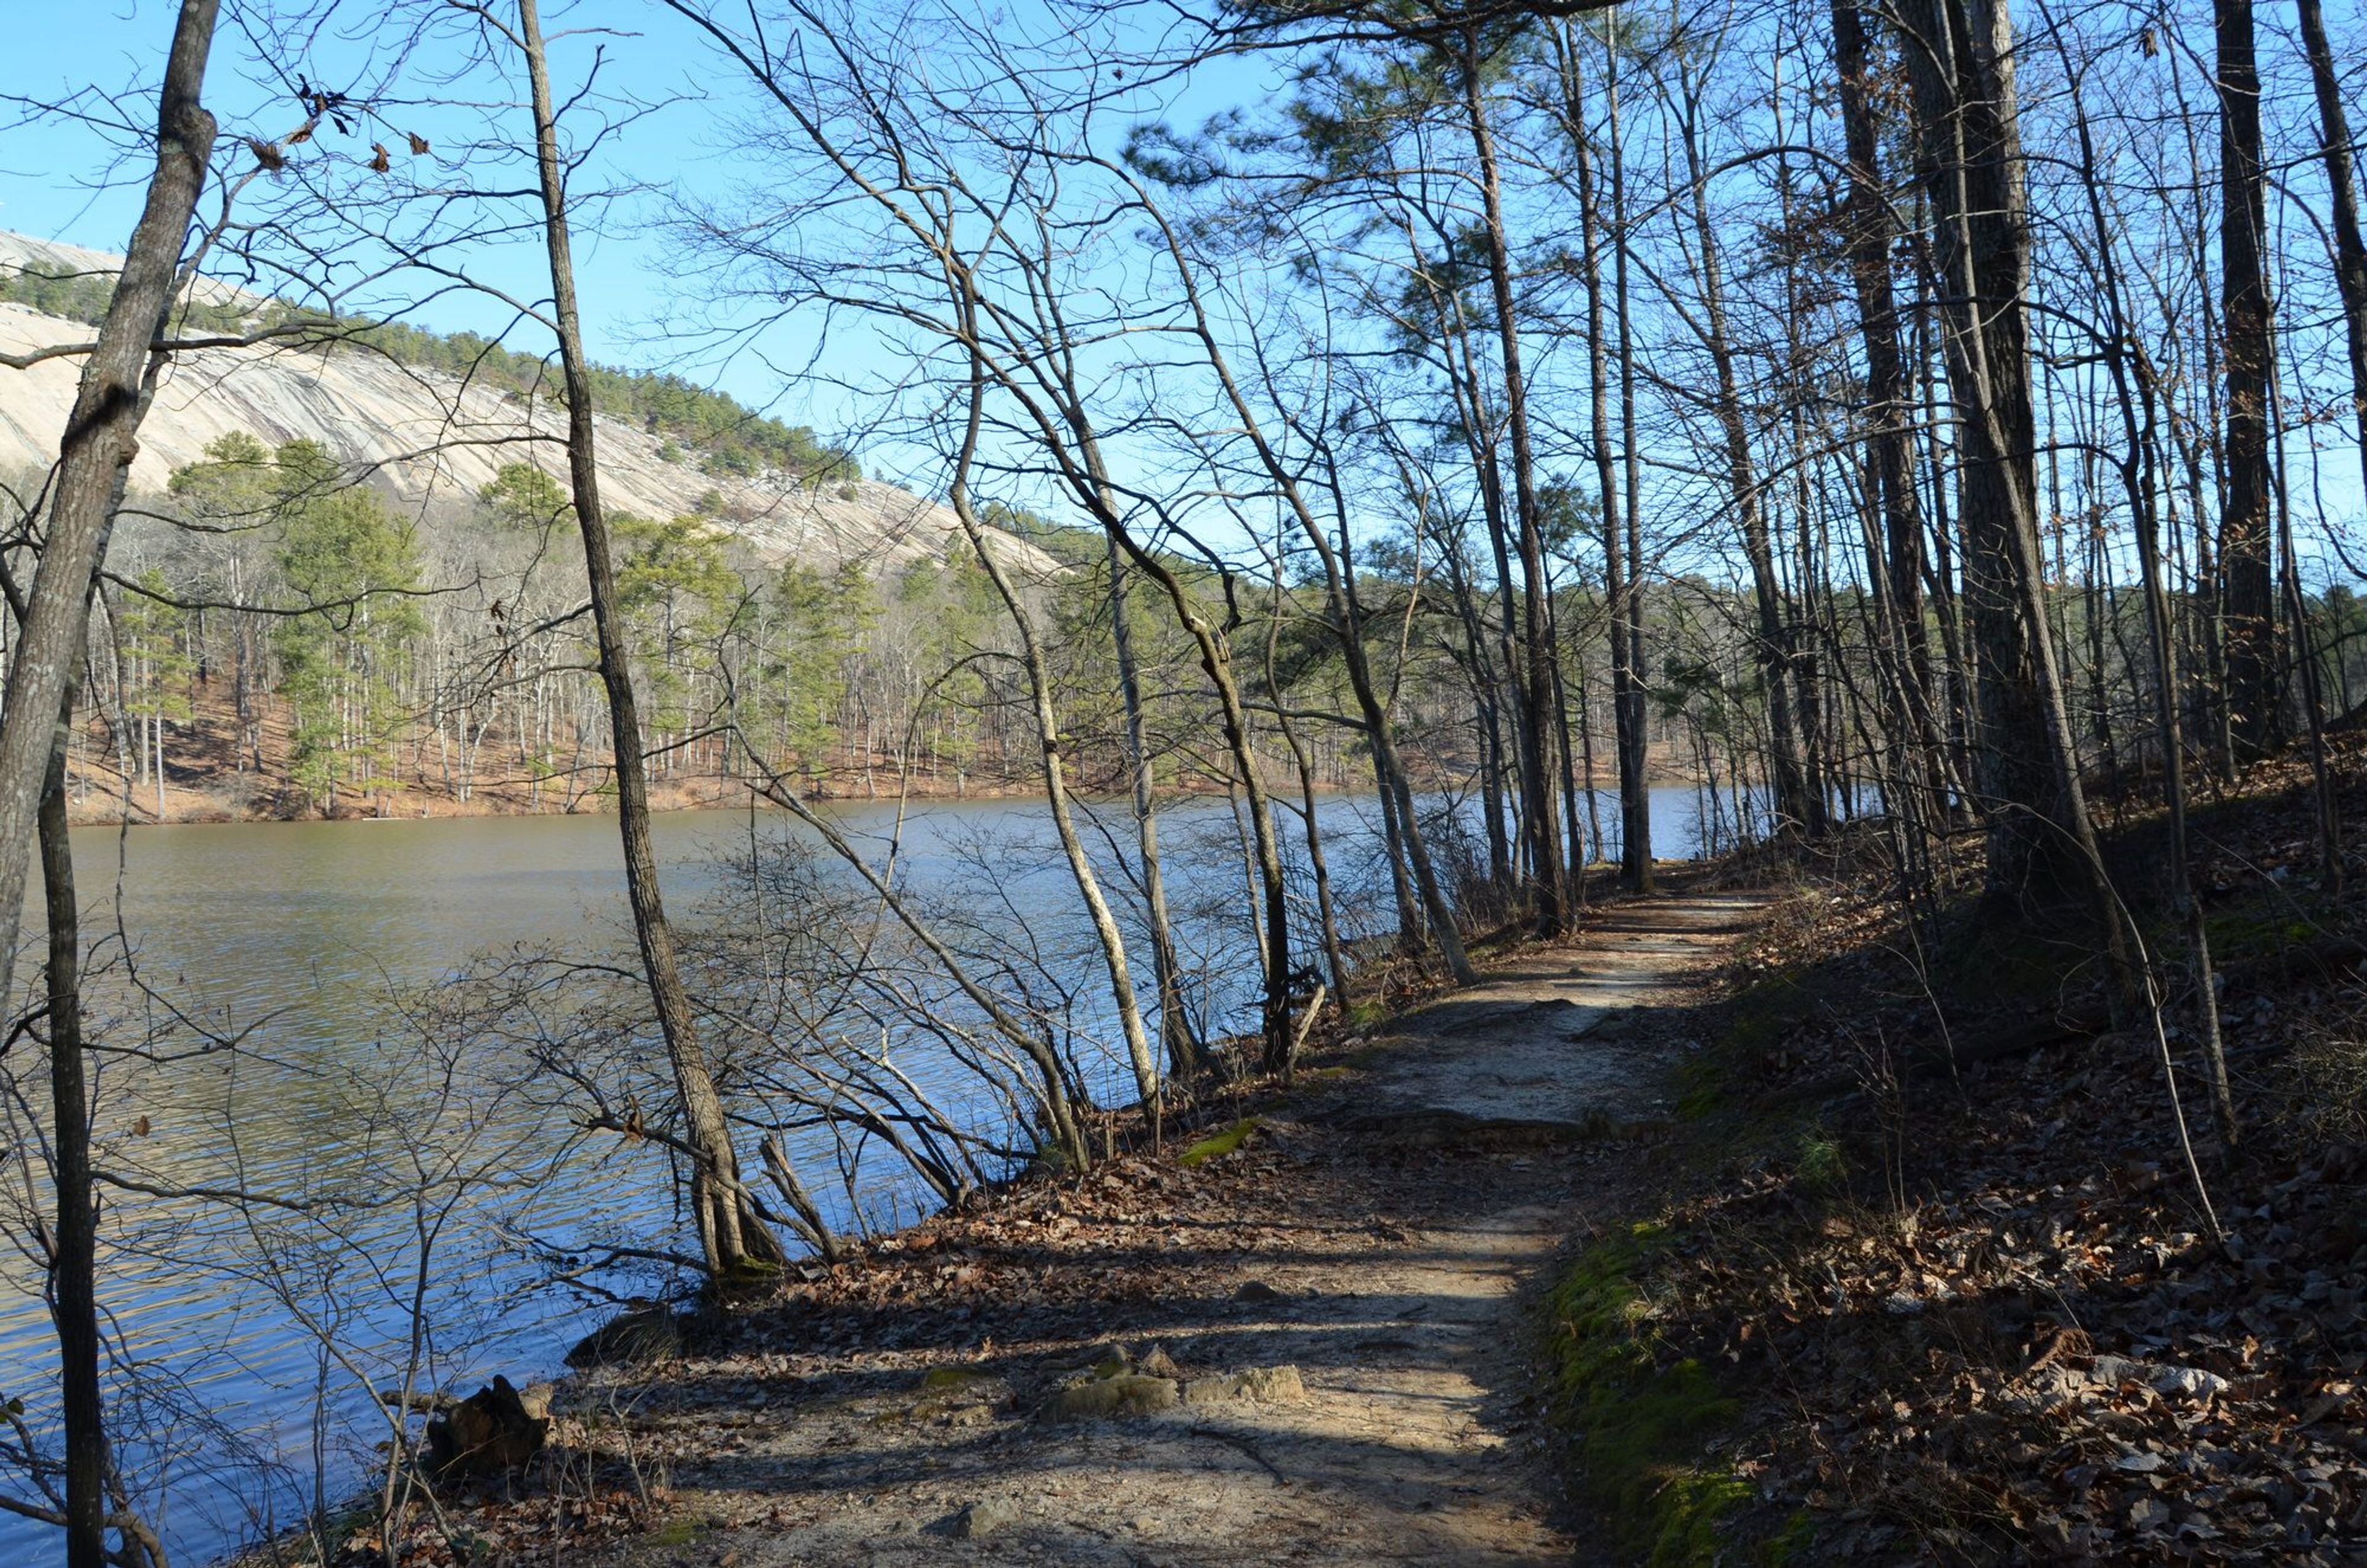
[2294,0,2367,491]
[43,692,104,1568]
[1306,468,1476,984]
[1834,0,1946,811]
[1894,0,2134,997]
[0,0,219,1015]
[1566,27,1649,891]
[1606,33,1654,891]
[1672,70,1818,839]
[1264,574,1349,1009]
[517,0,778,1278]
[1461,31,1567,933]
[1106,536,1203,1077]
[2217,0,2278,756]
[943,354,1158,1108]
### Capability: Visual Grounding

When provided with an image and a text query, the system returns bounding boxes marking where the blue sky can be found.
[5,2,703,354]
[1,0,1271,494]
[4,2,884,472]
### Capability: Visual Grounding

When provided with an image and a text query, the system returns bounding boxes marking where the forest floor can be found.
[1522,746,2367,1565]
[427,884,1768,1568]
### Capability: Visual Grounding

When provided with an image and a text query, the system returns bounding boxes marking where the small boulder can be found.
[1235,1365,1306,1403]
[2088,1355,2228,1402]
[1233,1281,1285,1305]
[1181,1365,1307,1407]
[427,1375,549,1475]
[1137,1344,1181,1380]
[2151,1364,2230,1401]
[954,1498,1022,1539]
[1078,1341,1133,1380]
[1045,1374,1179,1421]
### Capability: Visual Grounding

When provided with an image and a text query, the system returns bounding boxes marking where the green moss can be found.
[1795,1129,1847,1193]
[1653,1471,1754,1567]
[1179,1117,1259,1167]
[645,1517,704,1547]
[1672,1058,1719,1122]
[1347,997,1389,1032]
[722,1254,781,1292]
[2203,904,2324,960]
[1759,1508,1817,1564]
[1543,1223,1745,1567]
[1927,917,2087,1011]
[920,1365,992,1392]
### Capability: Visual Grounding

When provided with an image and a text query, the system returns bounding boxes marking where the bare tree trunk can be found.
[1895,0,2133,1000]
[2217,0,2278,756]
[1608,33,1654,891]
[1550,611,1588,901]
[1460,31,1566,933]
[1372,749,1425,954]
[1567,29,1647,892]
[2295,0,2367,489]
[1301,457,1475,984]
[1672,68,1818,839]
[43,695,105,1568]
[1106,536,1203,1077]
[2058,51,2238,1141]
[1091,454,1298,1071]
[1834,0,1945,810]
[517,0,777,1278]
[1575,621,1604,862]
[942,351,1158,1108]
[0,0,219,1011]
[1265,574,1349,1008]
[2271,365,2342,891]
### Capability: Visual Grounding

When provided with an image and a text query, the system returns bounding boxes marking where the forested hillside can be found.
[75,432,1421,820]
[0,231,1049,584]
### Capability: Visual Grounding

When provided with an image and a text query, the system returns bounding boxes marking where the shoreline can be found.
[224,888,1700,1568]
[67,766,1726,830]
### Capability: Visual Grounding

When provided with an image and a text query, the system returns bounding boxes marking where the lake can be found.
[0,783,1745,1564]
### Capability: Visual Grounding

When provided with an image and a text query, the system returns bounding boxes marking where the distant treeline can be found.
[73,433,1407,823]
[0,261,857,484]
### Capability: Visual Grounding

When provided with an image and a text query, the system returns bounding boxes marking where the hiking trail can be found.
[589,888,1770,1567]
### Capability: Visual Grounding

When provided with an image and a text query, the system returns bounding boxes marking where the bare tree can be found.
[2216,0,2277,756]
[510,0,780,1278]
[0,1,222,1017]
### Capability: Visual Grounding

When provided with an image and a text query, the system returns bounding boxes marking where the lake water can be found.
[0,784,1744,1564]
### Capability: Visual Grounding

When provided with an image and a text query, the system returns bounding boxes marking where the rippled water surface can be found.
[0,786,1739,1564]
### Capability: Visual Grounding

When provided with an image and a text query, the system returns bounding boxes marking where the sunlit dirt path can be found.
[586,887,1770,1567]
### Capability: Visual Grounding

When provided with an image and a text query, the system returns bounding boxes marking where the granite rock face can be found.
[0,232,1056,579]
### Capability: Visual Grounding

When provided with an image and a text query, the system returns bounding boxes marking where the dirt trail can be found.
[590,890,1767,1568]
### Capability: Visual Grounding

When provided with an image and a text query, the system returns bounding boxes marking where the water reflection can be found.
[1,785,1739,1564]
